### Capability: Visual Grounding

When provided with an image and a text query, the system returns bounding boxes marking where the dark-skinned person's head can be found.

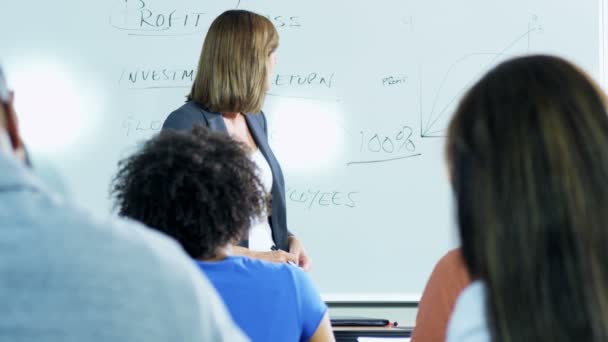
[446,55,608,342]
[111,125,265,259]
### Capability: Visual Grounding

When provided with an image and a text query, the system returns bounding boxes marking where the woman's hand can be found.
[232,246,298,264]
[254,250,299,264]
[288,236,312,271]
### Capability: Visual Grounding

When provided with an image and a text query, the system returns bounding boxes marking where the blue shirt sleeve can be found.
[290,266,328,342]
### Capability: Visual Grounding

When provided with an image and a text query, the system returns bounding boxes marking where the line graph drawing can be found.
[420,18,543,138]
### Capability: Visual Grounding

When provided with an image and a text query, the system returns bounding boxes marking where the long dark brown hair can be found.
[447,55,608,342]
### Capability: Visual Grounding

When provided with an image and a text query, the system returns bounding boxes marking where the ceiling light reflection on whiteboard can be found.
[8,61,102,155]
[266,98,345,174]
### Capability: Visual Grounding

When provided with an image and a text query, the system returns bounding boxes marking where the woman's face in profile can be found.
[266,51,277,90]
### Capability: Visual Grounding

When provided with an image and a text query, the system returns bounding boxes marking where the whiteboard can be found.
[0,0,603,299]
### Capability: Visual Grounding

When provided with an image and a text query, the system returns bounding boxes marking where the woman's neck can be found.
[222,112,240,120]
[198,245,232,262]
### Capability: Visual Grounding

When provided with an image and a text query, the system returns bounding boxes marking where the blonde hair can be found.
[188,10,278,113]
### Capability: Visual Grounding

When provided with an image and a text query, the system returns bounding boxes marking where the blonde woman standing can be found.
[163,10,311,269]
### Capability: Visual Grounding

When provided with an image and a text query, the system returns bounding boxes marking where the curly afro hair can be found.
[111,124,265,259]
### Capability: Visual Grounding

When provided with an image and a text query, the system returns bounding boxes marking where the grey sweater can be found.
[0,154,248,342]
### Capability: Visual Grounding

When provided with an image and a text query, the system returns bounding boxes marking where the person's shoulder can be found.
[446,281,490,342]
[171,100,204,115]
[250,110,266,118]
[106,215,187,261]
[250,110,267,123]
[281,262,328,340]
[100,217,250,340]
[51,197,189,271]
[83,208,192,267]
[6,191,248,341]
[244,111,268,136]
[438,248,465,268]
[232,255,292,273]
[211,256,319,297]
[38,199,214,297]
[451,281,486,320]
[163,101,207,131]
[228,256,303,284]
[433,248,471,283]
[279,262,322,302]
[414,248,471,328]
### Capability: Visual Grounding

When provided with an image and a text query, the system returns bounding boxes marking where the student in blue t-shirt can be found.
[111,125,335,342]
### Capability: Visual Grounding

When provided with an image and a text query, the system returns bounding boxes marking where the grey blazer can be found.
[162,101,292,251]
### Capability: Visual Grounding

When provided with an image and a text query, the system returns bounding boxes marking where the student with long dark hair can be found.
[446,55,608,342]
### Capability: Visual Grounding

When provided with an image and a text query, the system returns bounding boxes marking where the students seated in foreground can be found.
[111,125,335,342]
[445,55,608,342]
[0,66,246,341]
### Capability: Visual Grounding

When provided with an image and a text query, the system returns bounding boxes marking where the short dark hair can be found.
[111,125,265,259]
[447,55,608,341]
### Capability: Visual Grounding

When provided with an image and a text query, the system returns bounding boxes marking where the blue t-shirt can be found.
[197,256,328,342]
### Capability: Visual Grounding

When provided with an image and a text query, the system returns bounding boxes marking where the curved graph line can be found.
[423,27,541,136]
[425,53,497,131]
[424,52,514,134]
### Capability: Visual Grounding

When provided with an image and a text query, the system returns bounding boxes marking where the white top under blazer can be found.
[248,148,275,251]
